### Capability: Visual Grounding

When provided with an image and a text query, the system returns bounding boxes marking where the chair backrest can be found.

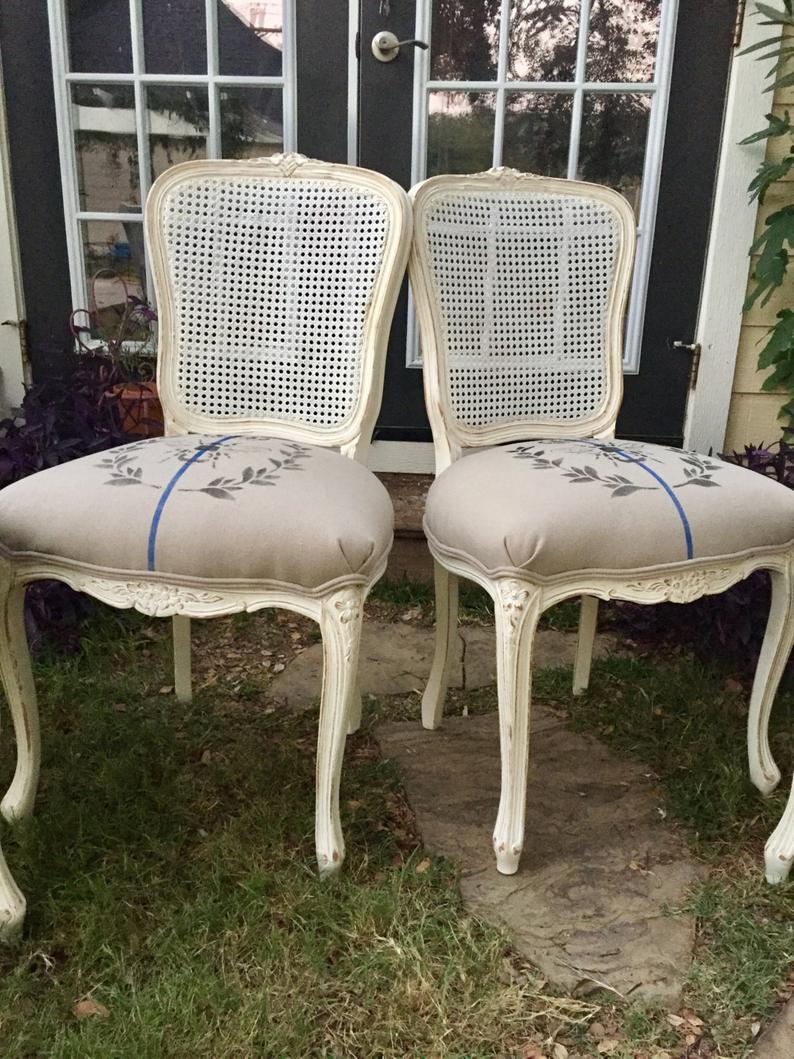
[409,169,636,472]
[146,153,411,459]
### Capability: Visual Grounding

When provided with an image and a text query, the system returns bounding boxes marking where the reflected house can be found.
[71,0,283,306]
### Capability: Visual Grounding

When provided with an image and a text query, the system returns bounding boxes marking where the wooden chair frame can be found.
[0,154,411,937]
[409,167,794,882]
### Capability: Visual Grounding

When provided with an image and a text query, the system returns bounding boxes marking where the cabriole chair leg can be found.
[172,615,192,705]
[748,562,794,797]
[347,681,363,736]
[573,595,598,696]
[0,576,40,824]
[765,775,794,883]
[315,587,364,876]
[492,579,542,875]
[421,561,459,730]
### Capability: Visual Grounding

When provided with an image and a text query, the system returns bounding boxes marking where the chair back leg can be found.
[172,615,192,704]
[422,561,459,730]
[573,595,599,696]
[0,572,40,824]
[316,586,365,875]
[492,579,543,875]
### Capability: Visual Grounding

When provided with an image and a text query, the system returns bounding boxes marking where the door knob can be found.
[371,31,428,62]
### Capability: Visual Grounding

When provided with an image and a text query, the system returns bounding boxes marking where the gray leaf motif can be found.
[179,447,312,500]
[101,452,160,489]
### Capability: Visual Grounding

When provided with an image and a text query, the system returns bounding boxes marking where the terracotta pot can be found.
[111,380,164,437]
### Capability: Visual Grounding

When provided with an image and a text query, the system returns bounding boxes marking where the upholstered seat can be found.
[0,434,393,590]
[425,439,794,579]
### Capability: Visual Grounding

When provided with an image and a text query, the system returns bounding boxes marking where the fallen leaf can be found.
[751,1021,762,1036]
[200,749,212,765]
[415,858,431,873]
[159,685,174,695]
[552,1044,569,1059]
[588,1021,606,1040]
[596,1040,619,1054]
[272,663,286,674]
[73,998,109,1019]
[400,608,421,623]
[666,1013,685,1028]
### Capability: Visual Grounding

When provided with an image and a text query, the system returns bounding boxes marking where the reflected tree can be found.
[428,0,660,196]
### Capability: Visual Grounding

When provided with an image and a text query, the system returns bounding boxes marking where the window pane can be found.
[427,92,496,177]
[587,0,661,83]
[430,0,499,80]
[67,0,132,73]
[502,92,572,175]
[148,86,209,184]
[508,0,579,82]
[72,84,140,213]
[577,93,651,215]
[142,0,207,75]
[81,221,147,336]
[220,86,283,158]
[219,1,283,76]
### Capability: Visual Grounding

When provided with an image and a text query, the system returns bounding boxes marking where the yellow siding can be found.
[724,46,794,452]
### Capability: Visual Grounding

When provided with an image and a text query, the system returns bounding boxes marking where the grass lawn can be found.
[0,585,791,1057]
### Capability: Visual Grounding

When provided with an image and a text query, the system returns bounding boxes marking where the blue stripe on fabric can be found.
[147,435,237,571]
[579,440,694,561]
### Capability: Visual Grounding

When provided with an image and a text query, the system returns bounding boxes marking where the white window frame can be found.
[407,0,679,373]
[47,0,297,313]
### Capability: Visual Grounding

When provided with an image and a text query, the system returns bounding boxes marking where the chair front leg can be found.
[316,586,364,875]
[748,562,794,796]
[347,681,363,735]
[572,595,598,696]
[172,615,192,704]
[492,579,542,875]
[0,575,40,824]
[422,560,459,730]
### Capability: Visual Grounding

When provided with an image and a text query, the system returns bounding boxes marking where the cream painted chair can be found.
[0,153,411,936]
[409,167,794,884]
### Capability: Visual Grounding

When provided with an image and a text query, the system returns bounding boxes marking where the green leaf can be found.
[766,69,794,92]
[740,111,793,144]
[757,311,794,367]
[739,33,789,56]
[756,2,794,25]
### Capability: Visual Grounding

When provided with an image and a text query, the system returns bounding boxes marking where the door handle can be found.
[371,31,429,62]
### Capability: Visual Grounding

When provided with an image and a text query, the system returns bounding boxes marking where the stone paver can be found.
[269,620,614,708]
[377,709,705,1006]
[752,998,794,1058]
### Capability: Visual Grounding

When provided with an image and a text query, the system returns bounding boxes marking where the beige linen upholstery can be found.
[424,439,794,579]
[0,435,393,590]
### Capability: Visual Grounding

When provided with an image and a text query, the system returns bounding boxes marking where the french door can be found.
[354,0,738,446]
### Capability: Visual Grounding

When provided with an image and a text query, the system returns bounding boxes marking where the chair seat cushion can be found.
[424,439,794,579]
[0,435,393,589]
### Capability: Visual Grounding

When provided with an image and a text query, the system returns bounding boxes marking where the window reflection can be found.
[72,84,139,213]
[503,93,572,176]
[220,86,283,159]
[427,92,497,176]
[577,93,651,214]
[588,0,661,83]
[148,86,209,184]
[508,0,580,82]
[431,0,500,80]
[219,1,283,75]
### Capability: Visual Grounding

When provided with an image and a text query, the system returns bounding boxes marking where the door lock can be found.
[371,31,428,62]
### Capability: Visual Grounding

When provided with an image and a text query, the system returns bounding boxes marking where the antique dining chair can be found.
[0,153,411,935]
[409,167,794,883]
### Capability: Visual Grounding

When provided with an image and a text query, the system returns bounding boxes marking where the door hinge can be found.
[673,340,702,390]
[734,0,747,48]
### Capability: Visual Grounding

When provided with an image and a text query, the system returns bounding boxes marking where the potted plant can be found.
[70,268,163,437]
